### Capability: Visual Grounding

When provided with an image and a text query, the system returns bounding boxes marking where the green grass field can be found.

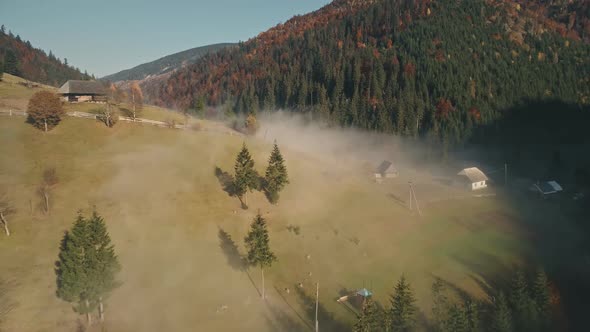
[0,112,539,331]
[2,76,583,331]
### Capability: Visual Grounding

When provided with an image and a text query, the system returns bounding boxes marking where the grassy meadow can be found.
[0,77,582,331]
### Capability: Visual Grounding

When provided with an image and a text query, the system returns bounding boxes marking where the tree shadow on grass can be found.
[264,302,310,332]
[293,284,348,332]
[218,227,245,272]
[214,166,249,209]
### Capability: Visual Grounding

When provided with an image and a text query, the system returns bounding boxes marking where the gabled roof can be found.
[59,80,105,95]
[376,160,396,174]
[533,181,563,194]
[457,167,488,183]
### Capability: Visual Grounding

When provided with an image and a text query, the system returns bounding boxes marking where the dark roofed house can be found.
[457,167,488,190]
[375,160,398,182]
[59,80,106,103]
[530,180,563,197]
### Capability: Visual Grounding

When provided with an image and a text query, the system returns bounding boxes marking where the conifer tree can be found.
[86,211,121,322]
[388,275,417,332]
[431,278,448,331]
[233,143,259,208]
[464,300,480,332]
[491,292,512,332]
[532,269,552,330]
[264,142,289,204]
[353,297,383,332]
[244,213,276,299]
[56,211,120,325]
[444,304,468,332]
[509,269,537,330]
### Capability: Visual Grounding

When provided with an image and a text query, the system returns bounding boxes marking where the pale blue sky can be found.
[0,0,330,77]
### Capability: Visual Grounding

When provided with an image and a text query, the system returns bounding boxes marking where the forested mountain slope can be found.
[148,0,590,145]
[0,26,92,86]
[101,43,235,82]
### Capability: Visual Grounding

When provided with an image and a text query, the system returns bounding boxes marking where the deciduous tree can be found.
[38,167,58,213]
[129,82,143,120]
[27,91,64,132]
[0,190,15,236]
[244,213,276,300]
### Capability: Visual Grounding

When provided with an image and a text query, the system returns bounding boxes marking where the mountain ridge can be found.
[101,43,235,82]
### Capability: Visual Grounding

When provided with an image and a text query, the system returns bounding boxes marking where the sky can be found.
[0,0,331,77]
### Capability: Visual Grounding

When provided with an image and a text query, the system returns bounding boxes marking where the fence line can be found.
[0,109,243,136]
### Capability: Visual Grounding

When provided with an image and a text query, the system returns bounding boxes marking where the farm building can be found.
[58,80,106,102]
[375,160,398,182]
[530,180,563,197]
[457,167,488,190]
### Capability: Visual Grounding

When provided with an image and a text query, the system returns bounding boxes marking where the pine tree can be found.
[431,278,448,331]
[353,297,383,332]
[509,269,536,330]
[264,142,289,204]
[56,211,120,325]
[56,214,94,324]
[444,304,468,332]
[3,50,19,76]
[85,211,121,322]
[531,269,552,330]
[491,292,512,332]
[244,213,277,299]
[388,275,417,332]
[233,143,259,207]
[464,300,480,332]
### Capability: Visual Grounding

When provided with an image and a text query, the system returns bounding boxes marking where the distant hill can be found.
[101,43,235,82]
[147,0,590,147]
[0,26,92,87]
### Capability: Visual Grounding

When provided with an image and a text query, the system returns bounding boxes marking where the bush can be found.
[27,91,64,131]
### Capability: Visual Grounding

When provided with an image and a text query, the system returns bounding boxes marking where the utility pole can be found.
[408,182,422,216]
[315,282,319,332]
[504,163,508,187]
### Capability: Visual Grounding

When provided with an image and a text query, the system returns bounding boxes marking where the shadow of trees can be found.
[293,284,348,332]
[214,166,236,197]
[0,278,16,325]
[217,227,245,272]
[264,302,309,332]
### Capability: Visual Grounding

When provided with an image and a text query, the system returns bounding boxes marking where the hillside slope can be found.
[101,43,235,82]
[0,27,92,86]
[147,0,590,147]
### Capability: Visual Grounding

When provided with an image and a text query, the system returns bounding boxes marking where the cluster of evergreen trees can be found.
[233,141,289,207]
[353,269,554,332]
[0,25,93,86]
[156,0,589,149]
[56,211,120,326]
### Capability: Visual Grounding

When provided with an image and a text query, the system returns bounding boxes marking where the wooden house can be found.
[58,80,106,102]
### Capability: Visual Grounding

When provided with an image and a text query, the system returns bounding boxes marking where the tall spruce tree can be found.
[233,143,259,207]
[509,269,538,330]
[244,213,276,300]
[86,211,121,322]
[264,142,289,204]
[532,269,552,330]
[353,297,383,332]
[431,278,448,331]
[388,275,417,332]
[491,292,512,332]
[3,50,18,76]
[56,211,120,325]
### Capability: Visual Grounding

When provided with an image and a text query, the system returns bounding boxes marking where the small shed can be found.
[457,167,488,191]
[375,160,398,182]
[59,80,106,102]
[530,181,563,197]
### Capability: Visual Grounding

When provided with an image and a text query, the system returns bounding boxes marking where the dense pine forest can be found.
[149,0,590,146]
[0,26,92,86]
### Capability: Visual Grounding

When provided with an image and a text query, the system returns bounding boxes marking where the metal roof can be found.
[59,80,105,95]
[534,181,563,194]
[356,288,372,297]
[457,167,488,183]
[376,160,396,174]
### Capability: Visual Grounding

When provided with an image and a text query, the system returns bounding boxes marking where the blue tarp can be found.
[356,288,372,297]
